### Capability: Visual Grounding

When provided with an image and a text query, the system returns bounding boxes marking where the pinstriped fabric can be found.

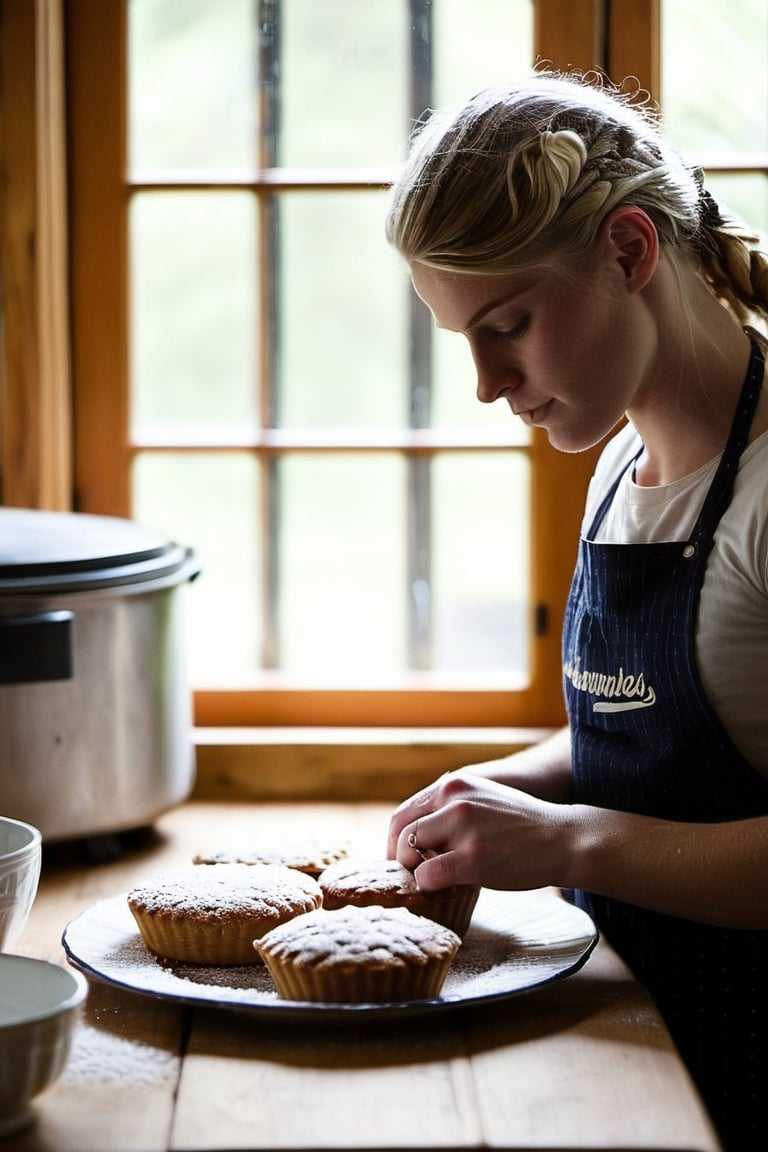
[563,340,768,1150]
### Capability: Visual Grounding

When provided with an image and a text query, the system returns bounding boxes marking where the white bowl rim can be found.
[0,955,88,1028]
[0,817,42,862]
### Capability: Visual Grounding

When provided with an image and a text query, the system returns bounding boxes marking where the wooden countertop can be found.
[13,801,722,1152]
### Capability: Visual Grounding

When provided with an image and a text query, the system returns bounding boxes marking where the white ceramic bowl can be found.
[0,954,88,1136]
[0,816,42,950]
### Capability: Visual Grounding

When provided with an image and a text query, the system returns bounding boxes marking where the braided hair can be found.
[385,70,768,325]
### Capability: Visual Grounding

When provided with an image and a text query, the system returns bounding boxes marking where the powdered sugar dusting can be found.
[319,858,420,900]
[193,839,350,874]
[257,905,461,969]
[61,1022,179,1087]
[127,864,322,920]
[86,928,280,1003]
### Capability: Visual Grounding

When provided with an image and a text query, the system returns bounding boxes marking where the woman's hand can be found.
[387,769,768,929]
[387,769,574,893]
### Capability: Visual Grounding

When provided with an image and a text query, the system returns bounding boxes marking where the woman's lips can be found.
[516,400,551,425]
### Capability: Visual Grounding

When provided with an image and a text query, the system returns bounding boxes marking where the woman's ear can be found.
[601,205,659,293]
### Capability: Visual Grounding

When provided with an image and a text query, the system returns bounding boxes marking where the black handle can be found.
[0,610,74,684]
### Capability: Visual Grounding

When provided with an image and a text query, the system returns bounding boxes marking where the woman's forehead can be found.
[410,263,538,331]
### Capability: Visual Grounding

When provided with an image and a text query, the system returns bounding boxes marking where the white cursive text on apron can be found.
[563,656,657,713]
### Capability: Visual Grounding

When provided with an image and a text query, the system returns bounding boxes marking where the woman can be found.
[385,71,768,1151]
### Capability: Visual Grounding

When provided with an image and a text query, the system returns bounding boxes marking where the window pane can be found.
[281,0,407,167]
[278,192,408,428]
[433,0,534,106]
[128,0,257,173]
[277,454,406,674]
[432,452,530,678]
[661,0,768,155]
[705,173,768,235]
[133,452,262,684]
[279,0,534,168]
[130,192,259,436]
[432,327,531,442]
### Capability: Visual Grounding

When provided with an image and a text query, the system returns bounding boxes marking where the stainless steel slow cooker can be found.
[0,507,200,842]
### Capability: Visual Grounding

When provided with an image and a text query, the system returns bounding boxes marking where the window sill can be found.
[192,726,555,802]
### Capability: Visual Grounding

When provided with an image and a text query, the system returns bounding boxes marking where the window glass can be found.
[661,0,768,156]
[133,452,262,683]
[432,326,531,441]
[432,452,530,678]
[128,0,257,173]
[661,0,768,244]
[276,453,407,674]
[278,191,408,428]
[279,0,534,169]
[705,173,768,235]
[131,192,259,436]
[433,0,534,106]
[281,0,407,168]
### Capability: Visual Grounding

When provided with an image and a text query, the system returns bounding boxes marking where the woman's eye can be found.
[495,317,530,342]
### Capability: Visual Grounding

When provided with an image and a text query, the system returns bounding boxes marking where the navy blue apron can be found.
[563,338,768,1151]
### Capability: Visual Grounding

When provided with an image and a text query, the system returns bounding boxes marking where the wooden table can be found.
[12,801,722,1152]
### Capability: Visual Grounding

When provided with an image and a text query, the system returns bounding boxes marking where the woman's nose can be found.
[474,358,523,405]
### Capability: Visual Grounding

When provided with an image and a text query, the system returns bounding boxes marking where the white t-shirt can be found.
[581,420,768,779]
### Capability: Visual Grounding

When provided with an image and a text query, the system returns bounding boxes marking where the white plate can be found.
[62,888,597,1020]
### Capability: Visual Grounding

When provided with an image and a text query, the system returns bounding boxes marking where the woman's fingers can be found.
[387,780,442,856]
[413,849,463,891]
[388,771,565,892]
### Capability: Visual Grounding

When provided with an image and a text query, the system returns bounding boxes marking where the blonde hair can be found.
[385,70,768,325]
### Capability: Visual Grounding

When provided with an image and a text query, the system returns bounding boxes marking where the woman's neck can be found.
[627,273,753,487]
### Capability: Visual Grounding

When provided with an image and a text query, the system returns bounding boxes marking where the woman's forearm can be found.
[559,803,768,929]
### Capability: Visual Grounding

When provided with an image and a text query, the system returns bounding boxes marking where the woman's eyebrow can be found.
[466,288,529,330]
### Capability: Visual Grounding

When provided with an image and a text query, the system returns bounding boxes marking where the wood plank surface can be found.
[11,802,722,1152]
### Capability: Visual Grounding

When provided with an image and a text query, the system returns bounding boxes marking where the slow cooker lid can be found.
[0,508,196,594]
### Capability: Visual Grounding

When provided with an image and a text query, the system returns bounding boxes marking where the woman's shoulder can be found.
[719,427,768,590]
[732,426,768,518]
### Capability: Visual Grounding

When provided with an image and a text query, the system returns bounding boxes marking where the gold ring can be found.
[407,819,419,850]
